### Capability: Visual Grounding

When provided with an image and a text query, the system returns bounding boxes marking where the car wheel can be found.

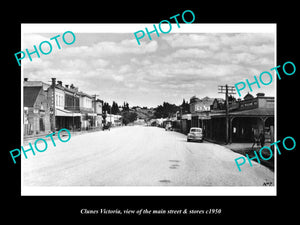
[187,139,190,142]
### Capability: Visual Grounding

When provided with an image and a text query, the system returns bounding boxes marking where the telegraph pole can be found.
[72,91,79,131]
[51,78,56,133]
[218,85,236,144]
[92,94,99,129]
[92,94,99,113]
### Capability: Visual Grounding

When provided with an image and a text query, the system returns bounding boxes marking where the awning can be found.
[182,114,191,120]
[210,108,274,118]
[192,112,211,119]
[229,108,274,116]
[56,108,81,117]
[198,116,211,120]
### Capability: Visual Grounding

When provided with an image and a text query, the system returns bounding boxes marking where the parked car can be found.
[187,127,203,142]
[102,123,111,131]
[165,123,173,131]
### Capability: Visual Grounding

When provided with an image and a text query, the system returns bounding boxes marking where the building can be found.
[106,114,122,126]
[190,96,215,128]
[228,93,274,143]
[181,114,191,134]
[47,79,81,131]
[92,98,103,128]
[78,91,96,130]
[23,79,51,136]
[151,118,166,127]
[63,83,81,131]
[24,78,106,134]
[190,93,274,143]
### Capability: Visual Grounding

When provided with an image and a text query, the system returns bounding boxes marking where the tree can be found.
[154,102,180,118]
[111,101,120,114]
[181,99,190,114]
[228,95,236,103]
[123,101,130,111]
[102,102,110,124]
[122,111,137,125]
[102,102,111,114]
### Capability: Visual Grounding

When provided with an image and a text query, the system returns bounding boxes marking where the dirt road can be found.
[22,125,274,186]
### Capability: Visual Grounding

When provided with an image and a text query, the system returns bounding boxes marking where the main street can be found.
[22,125,274,186]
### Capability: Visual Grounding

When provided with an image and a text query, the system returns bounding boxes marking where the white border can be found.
[21,23,277,196]
[22,186,275,196]
[21,23,276,33]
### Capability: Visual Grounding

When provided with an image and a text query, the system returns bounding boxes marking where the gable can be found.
[24,87,42,107]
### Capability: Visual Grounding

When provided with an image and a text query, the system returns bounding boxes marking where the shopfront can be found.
[55,108,81,131]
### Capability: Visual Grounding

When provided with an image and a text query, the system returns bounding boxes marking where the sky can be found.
[22,31,275,108]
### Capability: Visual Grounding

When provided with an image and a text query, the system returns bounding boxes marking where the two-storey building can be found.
[78,91,96,130]
[190,96,216,128]
[24,78,105,134]
[47,79,81,131]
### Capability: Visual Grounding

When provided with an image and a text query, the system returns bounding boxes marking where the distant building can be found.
[151,118,167,126]
[93,98,103,128]
[106,114,122,126]
[134,118,145,125]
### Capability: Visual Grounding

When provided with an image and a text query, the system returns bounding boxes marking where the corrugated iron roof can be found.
[24,81,50,91]
[229,108,274,116]
[23,86,42,107]
[211,108,274,117]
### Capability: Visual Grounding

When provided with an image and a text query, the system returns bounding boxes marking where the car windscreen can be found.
[190,128,202,132]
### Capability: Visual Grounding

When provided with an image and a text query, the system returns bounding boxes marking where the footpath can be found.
[23,128,103,146]
[222,142,274,171]
[203,137,274,171]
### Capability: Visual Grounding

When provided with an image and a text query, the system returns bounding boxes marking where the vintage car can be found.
[165,123,173,131]
[102,123,111,131]
[187,127,203,142]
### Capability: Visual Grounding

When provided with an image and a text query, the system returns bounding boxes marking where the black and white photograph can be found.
[20,24,276,195]
[4,3,299,222]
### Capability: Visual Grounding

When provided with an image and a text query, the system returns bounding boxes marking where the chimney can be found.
[65,85,69,88]
[256,93,265,97]
[24,78,28,81]
[57,80,62,86]
[51,78,56,86]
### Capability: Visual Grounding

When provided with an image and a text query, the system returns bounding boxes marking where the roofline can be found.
[64,87,79,94]
[256,96,274,99]
[23,81,51,87]
[77,91,93,98]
